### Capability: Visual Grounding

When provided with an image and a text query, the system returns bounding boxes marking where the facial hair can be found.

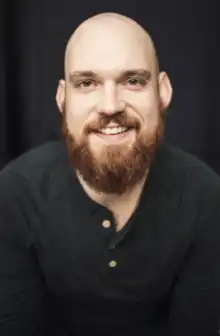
[61,108,164,195]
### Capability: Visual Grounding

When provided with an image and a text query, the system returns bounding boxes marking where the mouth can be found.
[90,126,136,144]
[97,126,130,135]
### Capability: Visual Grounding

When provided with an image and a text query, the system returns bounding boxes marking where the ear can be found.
[158,72,173,110]
[56,79,66,114]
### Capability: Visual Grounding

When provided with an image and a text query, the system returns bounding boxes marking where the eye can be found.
[75,79,97,90]
[124,77,147,89]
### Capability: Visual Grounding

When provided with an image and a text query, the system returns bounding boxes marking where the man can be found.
[0,12,220,336]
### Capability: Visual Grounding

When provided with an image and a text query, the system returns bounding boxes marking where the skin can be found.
[56,12,173,229]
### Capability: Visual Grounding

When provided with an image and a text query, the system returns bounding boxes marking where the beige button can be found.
[102,220,111,228]
[109,260,117,268]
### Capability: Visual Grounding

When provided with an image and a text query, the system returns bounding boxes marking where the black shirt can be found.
[0,140,220,336]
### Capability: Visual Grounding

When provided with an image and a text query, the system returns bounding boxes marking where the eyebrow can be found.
[69,69,151,83]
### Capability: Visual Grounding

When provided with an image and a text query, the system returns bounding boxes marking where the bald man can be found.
[0,13,220,336]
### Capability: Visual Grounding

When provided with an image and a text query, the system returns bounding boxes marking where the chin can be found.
[91,140,132,154]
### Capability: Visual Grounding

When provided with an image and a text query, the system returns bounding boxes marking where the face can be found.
[57,19,172,194]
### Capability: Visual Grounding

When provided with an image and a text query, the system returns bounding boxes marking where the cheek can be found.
[67,90,99,112]
[123,92,160,128]
[139,106,160,133]
[65,93,93,134]
[65,107,85,138]
[66,95,88,116]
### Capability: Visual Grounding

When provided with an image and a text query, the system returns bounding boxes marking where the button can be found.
[102,220,111,228]
[109,260,117,268]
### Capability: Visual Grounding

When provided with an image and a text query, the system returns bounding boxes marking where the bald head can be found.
[56,12,173,195]
[64,12,159,77]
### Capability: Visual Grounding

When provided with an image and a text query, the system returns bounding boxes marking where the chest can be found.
[33,201,193,308]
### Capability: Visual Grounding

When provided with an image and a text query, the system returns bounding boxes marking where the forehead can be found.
[66,19,155,76]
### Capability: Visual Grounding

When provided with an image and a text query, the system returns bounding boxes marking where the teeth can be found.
[99,127,128,135]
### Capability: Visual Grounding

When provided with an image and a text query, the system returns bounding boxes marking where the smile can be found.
[90,126,136,145]
[98,126,128,135]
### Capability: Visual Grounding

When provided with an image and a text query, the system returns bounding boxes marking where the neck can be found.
[77,171,148,230]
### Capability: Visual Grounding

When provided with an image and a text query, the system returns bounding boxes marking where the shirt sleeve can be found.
[167,195,220,336]
[0,169,54,336]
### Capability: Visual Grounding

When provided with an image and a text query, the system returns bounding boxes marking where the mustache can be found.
[84,114,140,134]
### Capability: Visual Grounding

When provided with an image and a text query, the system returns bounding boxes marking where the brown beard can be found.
[61,109,164,195]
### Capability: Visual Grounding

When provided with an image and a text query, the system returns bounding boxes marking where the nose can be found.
[97,82,125,115]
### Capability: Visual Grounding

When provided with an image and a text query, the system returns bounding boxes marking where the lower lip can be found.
[92,129,135,143]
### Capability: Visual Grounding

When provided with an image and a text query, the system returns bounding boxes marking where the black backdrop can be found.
[1,1,220,173]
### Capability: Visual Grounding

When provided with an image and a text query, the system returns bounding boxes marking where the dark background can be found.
[1,1,220,173]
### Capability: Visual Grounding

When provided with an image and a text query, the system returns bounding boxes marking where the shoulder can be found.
[0,140,70,183]
[152,145,220,211]
[148,144,220,245]
[1,140,68,177]
[153,144,220,218]
[156,144,220,191]
[0,140,72,204]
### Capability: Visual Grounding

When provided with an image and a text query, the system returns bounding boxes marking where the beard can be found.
[61,107,165,195]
